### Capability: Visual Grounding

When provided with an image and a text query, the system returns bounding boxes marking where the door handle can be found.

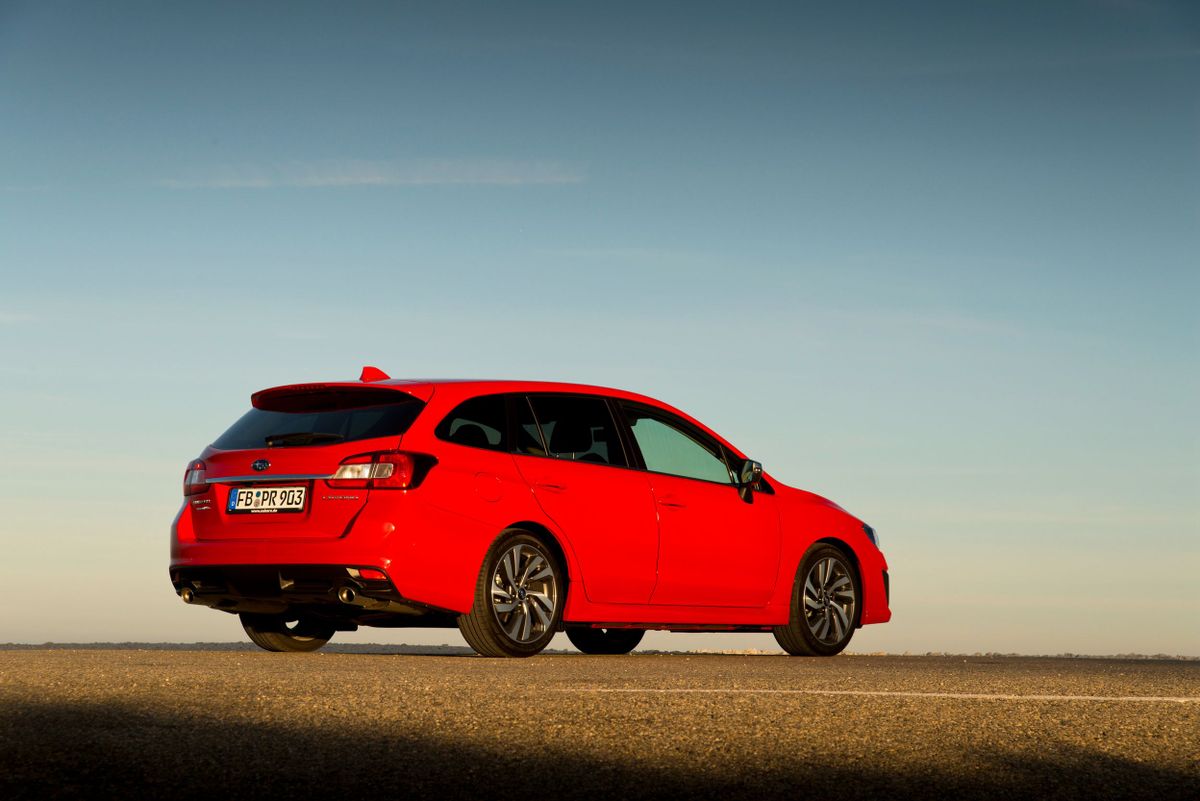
[535,482,567,493]
[656,496,687,509]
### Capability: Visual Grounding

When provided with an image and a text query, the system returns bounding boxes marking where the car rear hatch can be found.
[193,383,428,541]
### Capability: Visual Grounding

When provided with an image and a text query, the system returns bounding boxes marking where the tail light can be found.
[183,460,207,496]
[328,452,432,490]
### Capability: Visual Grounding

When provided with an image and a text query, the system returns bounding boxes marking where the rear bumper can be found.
[171,500,395,570]
[171,493,497,615]
[170,564,456,625]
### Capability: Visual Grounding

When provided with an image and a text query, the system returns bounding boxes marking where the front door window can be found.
[621,406,732,484]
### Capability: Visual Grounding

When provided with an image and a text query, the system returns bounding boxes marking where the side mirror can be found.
[738,460,763,502]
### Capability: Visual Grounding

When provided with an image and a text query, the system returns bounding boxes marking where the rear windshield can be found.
[212,391,425,450]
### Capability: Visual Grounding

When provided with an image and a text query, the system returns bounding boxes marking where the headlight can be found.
[863,523,881,550]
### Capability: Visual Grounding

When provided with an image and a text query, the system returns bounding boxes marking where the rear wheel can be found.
[773,545,860,657]
[457,530,564,657]
[240,613,335,653]
[567,627,644,655]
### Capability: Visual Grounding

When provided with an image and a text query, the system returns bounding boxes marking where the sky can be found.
[0,1,1197,655]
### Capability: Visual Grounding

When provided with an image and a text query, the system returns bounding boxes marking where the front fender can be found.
[772,485,891,626]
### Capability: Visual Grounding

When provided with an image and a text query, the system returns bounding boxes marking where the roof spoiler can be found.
[251,382,422,411]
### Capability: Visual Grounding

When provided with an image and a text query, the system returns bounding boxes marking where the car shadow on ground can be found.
[0,696,1194,801]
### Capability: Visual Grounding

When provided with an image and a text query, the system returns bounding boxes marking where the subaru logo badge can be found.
[251,459,270,472]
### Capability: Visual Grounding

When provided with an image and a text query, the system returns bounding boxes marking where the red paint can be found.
[171,378,891,630]
[358,365,391,382]
[646,471,780,608]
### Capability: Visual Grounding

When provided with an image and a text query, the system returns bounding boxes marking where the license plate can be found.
[227,486,307,514]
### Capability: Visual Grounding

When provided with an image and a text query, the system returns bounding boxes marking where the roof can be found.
[379,378,672,408]
[250,374,743,457]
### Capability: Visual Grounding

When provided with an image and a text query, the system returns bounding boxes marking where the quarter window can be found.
[621,404,733,484]
[435,395,509,451]
[527,395,627,467]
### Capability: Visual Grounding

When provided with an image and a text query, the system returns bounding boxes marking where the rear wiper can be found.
[265,432,345,447]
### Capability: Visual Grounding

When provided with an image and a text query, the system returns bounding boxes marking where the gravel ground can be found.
[1,650,1196,799]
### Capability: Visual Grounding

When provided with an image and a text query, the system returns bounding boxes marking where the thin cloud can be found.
[895,503,1191,529]
[904,46,1199,77]
[848,308,1024,338]
[0,311,36,325]
[157,159,585,189]
[0,184,52,193]
[273,330,328,342]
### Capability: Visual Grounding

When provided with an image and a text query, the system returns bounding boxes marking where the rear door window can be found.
[435,394,510,451]
[526,395,627,467]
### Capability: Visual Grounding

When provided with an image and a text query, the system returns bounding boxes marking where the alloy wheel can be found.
[802,556,856,645]
[490,543,558,643]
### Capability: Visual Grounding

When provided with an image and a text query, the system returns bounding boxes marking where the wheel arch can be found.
[811,536,864,627]
[504,520,574,586]
[814,536,859,575]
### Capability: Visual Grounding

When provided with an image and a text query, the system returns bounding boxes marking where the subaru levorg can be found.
[170,368,891,657]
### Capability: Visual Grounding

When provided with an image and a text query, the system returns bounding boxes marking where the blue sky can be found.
[1,1,1197,653]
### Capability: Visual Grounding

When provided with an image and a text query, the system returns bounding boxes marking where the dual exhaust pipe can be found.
[178,583,365,607]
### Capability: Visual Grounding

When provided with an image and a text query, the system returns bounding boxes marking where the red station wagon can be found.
[170,368,891,657]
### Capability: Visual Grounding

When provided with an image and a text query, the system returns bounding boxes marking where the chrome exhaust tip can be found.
[337,586,356,604]
[180,587,196,604]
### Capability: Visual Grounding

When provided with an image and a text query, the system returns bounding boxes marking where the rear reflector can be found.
[183,460,207,496]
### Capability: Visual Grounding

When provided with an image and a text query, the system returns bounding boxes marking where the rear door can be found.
[618,402,780,608]
[193,385,425,541]
[512,394,659,605]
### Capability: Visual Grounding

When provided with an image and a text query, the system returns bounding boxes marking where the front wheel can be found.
[773,545,860,657]
[457,530,564,657]
[567,627,644,655]
[240,613,335,653]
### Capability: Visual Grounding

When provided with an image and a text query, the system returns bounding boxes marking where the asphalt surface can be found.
[1,650,1197,800]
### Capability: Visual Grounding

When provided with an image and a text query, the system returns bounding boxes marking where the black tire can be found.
[567,627,645,655]
[773,544,861,657]
[240,613,335,653]
[457,529,565,658]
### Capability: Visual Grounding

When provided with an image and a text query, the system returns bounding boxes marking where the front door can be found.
[618,403,780,608]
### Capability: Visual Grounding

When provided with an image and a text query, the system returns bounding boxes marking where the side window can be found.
[527,395,627,467]
[620,404,733,484]
[514,396,547,457]
[435,394,509,451]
